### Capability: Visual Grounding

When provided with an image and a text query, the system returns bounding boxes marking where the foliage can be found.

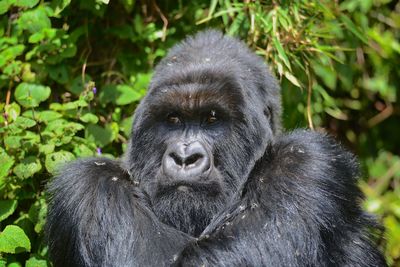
[0,0,399,265]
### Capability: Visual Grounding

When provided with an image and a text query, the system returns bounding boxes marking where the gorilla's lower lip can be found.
[157,180,221,196]
[177,185,190,192]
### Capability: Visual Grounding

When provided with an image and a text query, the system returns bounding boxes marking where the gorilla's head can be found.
[126,31,281,236]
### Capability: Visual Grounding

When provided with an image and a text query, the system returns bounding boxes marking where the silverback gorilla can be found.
[47,30,386,266]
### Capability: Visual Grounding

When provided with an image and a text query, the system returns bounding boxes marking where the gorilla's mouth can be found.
[156,180,221,198]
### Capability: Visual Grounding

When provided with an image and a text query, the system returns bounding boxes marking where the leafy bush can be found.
[0,0,399,266]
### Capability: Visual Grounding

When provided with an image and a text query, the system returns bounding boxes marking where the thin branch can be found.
[306,66,314,129]
[152,0,168,41]
[367,102,393,127]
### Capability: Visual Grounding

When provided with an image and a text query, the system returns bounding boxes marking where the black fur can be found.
[47,31,386,266]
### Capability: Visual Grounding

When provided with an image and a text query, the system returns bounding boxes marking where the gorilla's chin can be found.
[152,181,227,237]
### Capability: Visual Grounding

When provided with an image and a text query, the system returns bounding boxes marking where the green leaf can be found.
[51,0,72,16]
[26,256,48,267]
[119,0,135,13]
[283,71,301,88]
[0,225,31,253]
[0,0,11,15]
[15,83,51,108]
[0,200,17,222]
[340,15,368,44]
[79,113,99,124]
[48,64,69,84]
[0,201,17,224]
[39,143,55,154]
[14,116,36,129]
[23,110,62,123]
[120,116,133,137]
[4,103,21,122]
[0,150,14,185]
[68,75,91,95]
[14,0,40,8]
[99,84,143,105]
[45,151,75,174]
[4,136,21,149]
[115,85,142,105]
[273,37,291,70]
[38,111,62,123]
[85,124,113,147]
[0,45,25,68]
[17,7,51,34]
[13,156,42,179]
[28,198,47,234]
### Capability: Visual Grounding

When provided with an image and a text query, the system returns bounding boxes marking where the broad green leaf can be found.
[28,198,48,233]
[14,116,36,129]
[4,136,21,149]
[15,83,51,108]
[48,65,69,84]
[0,45,25,68]
[0,1,10,15]
[14,0,40,8]
[98,84,118,105]
[0,225,31,253]
[0,200,17,222]
[49,99,88,111]
[17,7,51,33]
[23,110,62,123]
[13,156,42,179]
[26,257,47,267]
[0,149,14,181]
[73,143,95,157]
[107,84,143,105]
[68,75,91,95]
[51,0,72,16]
[85,124,113,147]
[39,143,55,154]
[120,116,133,137]
[79,113,99,124]
[4,103,21,122]
[45,151,75,174]
[38,110,62,123]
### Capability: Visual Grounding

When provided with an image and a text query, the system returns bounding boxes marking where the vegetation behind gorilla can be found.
[47,31,386,266]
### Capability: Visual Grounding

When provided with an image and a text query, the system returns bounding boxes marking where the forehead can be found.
[148,80,243,113]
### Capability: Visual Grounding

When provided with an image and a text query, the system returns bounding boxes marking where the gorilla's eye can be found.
[167,113,182,124]
[205,110,218,124]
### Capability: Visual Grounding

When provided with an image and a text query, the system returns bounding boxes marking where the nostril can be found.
[185,153,203,166]
[169,153,183,166]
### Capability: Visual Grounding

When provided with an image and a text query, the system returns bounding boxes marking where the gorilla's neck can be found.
[152,190,226,237]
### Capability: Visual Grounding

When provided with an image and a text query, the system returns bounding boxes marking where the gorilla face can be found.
[126,31,281,236]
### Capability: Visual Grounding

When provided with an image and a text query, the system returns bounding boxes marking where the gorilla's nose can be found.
[162,141,211,180]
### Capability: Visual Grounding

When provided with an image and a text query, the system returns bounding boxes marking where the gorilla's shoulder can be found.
[250,130,361,202]
[272,129,359,179]
[47,157,131,199]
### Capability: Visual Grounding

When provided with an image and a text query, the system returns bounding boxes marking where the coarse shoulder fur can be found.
[46,157,191,267]
[176,130,386,267]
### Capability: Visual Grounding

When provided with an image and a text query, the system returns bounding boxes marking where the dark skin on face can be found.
[146,82,245,236]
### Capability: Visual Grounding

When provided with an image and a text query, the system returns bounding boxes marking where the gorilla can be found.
[47,30,386,266]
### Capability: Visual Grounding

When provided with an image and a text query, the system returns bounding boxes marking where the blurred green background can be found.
[0,0,399,266]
